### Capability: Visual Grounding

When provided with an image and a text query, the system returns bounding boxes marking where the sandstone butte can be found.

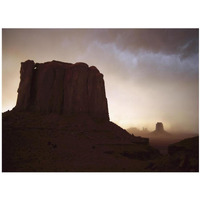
[15,60,109,121]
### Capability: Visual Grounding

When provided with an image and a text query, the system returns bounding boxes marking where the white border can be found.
[0,1,199,200]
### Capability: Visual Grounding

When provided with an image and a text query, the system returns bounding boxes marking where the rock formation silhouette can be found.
[156,122,164,132]
[150,122,170,136]
[15,60,109,121]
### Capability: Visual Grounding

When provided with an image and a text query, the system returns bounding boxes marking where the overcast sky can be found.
[2,29,199,132]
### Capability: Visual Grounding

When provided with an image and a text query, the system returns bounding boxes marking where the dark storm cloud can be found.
[3,29,198,59]
[92,29,199,58]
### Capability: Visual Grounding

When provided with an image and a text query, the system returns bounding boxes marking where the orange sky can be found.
[2,29,199,133]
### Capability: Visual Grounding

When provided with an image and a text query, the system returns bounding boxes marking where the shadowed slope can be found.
[2,110,160,172]
[146,136,199,172]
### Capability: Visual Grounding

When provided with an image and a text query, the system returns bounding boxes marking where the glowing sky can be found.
[2,29,199,132]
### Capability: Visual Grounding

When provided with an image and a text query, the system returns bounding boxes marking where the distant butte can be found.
[150,122,170,136]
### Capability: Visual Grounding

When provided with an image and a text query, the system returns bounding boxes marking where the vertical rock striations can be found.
[15,60,109,121]
[16,60,35,110]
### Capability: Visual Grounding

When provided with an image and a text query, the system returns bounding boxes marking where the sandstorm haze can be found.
[2,29,199,133]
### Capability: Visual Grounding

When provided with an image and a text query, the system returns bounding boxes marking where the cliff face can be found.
[15,60,109,121]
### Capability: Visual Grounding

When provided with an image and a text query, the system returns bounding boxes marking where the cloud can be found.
[93,29,199,58]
